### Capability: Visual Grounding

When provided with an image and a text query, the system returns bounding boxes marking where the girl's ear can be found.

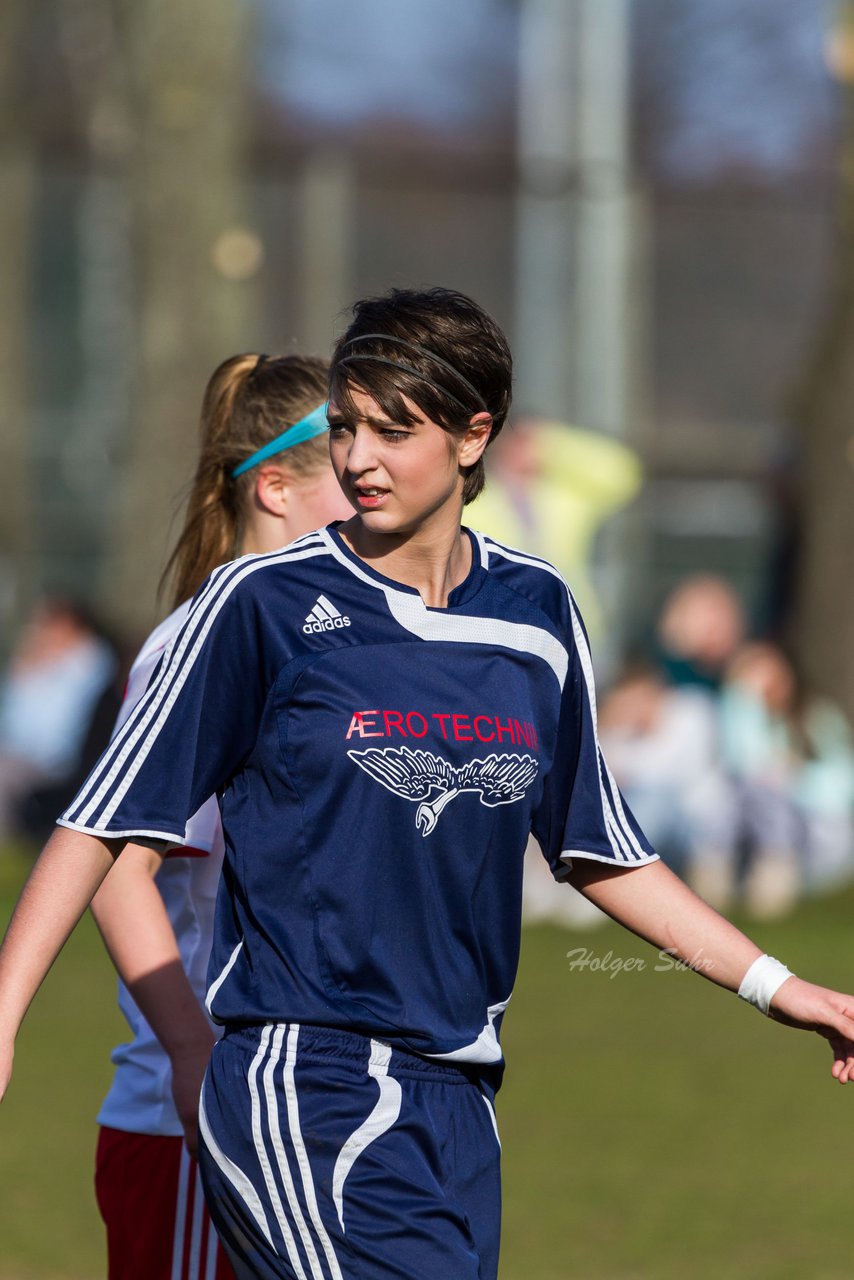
[254,465,291,517]
[458,412,493,467]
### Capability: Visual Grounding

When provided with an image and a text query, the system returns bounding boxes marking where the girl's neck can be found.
[339,516,471,609]
[240,509,292,559]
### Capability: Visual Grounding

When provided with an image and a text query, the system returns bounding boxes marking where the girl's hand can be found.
[769,977,854,1081]
[170,1031,217,1158]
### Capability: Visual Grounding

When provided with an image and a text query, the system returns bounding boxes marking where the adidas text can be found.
[303,615,352,634]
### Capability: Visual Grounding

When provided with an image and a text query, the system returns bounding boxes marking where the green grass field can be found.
[1,847,852,1279]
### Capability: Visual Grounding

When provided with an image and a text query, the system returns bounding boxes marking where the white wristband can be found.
[737,954,794,1015]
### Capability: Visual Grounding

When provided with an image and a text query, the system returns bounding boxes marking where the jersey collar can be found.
[323,523,487,611]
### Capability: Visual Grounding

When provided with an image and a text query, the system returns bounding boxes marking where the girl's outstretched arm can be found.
[568,857,854,1082]
[91,847,215,1155]
[0,826,122,1101]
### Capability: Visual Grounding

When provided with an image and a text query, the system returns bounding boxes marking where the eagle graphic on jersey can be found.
[347,745,539,836]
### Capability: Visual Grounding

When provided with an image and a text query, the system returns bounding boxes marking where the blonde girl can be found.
[89,352,349,1280]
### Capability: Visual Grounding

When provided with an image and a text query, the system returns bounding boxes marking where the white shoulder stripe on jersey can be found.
[478,533,557,574]
[67,555,271,819]
[66,568,232,817]
[485,538,649,862]
[285,529,329,550]
[567,594,646,861]
[472,528,490,569]
[331,1042,401,1233]
[602,746,649,859]
[600,754,646,861]
[318,528,569,690]
[67,539,327,822]
[198,1087,275,1250]
[68,543,331,829]
[567,601,647,862]
[100,539,327,794]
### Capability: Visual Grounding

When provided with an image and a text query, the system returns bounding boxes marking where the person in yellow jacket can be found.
[471,415,642,641]
[471,415,643,925]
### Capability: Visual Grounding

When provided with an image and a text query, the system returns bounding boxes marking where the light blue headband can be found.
[231,402,329,478]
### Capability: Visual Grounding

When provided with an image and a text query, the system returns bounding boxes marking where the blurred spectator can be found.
[0,598,120,845]
[472,416,642,640]
[656,574,745,692]
[605,581,854,919]
[708,642,854,918]
[598,661,726,879]
[472,416,642,928]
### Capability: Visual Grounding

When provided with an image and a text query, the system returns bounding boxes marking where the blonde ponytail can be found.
[161,353,329,609]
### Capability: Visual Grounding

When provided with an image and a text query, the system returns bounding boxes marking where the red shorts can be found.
[96,1127,235,1280]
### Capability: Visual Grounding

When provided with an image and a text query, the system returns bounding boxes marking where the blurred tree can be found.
[0,0,36,639]
[100,0,259,631]
[791,0,854,717]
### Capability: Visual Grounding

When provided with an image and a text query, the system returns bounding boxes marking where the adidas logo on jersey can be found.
[302,594,352,635]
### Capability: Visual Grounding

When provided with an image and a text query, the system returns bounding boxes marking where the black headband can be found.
[338,333,489,415]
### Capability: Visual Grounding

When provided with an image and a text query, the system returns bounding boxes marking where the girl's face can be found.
[283,464,353,536]
[327,386,484,540]
[730,645,795,714]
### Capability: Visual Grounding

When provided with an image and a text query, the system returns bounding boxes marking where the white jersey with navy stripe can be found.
[62,524,656,1064]
[97,601,224,1136]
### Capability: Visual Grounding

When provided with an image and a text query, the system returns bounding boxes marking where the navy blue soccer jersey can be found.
[61,525,656,1063]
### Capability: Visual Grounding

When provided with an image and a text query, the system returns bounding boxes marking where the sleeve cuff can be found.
[56,817,188,847]
[559,848,660,871]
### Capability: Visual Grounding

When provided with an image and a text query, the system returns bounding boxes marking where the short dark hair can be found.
[329,287,512,504]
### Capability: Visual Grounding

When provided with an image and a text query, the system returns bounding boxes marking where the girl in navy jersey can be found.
[2,288,854,1280]
[89,353,350,1280]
